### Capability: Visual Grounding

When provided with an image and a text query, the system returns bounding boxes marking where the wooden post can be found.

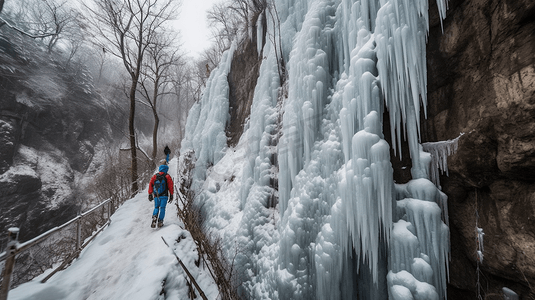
[76,217,81,250]
[0,228,19,300]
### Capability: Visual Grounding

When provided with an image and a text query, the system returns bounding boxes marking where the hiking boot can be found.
[151,216,158,228]
[157,220,164,228]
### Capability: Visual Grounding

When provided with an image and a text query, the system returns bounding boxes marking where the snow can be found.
[1,145,75,208]
[387,270,439,300]
[476,227,484,263]
[0,164,38,183]
[8,158,218,300]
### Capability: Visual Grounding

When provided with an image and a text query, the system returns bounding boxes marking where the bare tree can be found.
[28,0,78,53]
[0,0,60,39]
[195,51,215,89]
[266,1,285,85]
[138,31,182,164]
[170,60,197,142]
[87,0,179,195]
[207,1,241,53]
[206,0,267,54]
[0,0,86,65]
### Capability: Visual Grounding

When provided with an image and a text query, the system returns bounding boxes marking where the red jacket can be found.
[148,172,174,196]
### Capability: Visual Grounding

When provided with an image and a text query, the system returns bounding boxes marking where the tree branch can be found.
[0,17,58,39]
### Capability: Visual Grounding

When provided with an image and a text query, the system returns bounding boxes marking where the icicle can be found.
[303,101,315,164]
[421,132,464,188]
[374,0,448,160]
[435,0,449,33]
[257,12,264,56]
[503,287,519,300]
[476,227,484,263]
[477,227,484,253]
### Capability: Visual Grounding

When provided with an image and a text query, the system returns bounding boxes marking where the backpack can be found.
[153,173,168,196]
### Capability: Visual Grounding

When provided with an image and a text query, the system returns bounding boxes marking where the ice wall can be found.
[181,43,236,187]
[179,0,451,299]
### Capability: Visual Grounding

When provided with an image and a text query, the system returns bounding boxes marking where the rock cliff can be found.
[425,0,535,298]
[0,32,124,243]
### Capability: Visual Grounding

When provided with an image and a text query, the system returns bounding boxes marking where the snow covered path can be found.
[9,158,218,300]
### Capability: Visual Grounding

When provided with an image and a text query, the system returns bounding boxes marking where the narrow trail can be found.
[9,158,217,300]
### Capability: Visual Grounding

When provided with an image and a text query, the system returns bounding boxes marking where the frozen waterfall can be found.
[180,0,451,299]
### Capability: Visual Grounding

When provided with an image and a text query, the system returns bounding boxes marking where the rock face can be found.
[226,12,266,148]
[425,0,535,298]
[227,38,262,147]
[0,119,16,173]
[0,32,123,243]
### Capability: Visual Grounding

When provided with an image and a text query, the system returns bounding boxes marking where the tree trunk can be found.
[151,110,159,164]
[151,76,160,166]
[129,78,138,195]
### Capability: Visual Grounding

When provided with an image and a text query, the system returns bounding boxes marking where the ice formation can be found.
[421,133,463,188]
[503,287,519,300]
[181,42,236,187]
[476,227,484,263]
[180,0,451,299]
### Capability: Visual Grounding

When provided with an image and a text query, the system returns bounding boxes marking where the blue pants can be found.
[153,196,168,221]
[166,153,170,162]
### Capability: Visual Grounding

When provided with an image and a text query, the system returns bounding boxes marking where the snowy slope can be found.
[8,158,218,300]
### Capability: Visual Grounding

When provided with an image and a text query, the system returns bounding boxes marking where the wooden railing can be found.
[0,199,113,300]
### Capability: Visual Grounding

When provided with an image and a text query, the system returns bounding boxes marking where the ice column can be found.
[374,0,445,160]
[390,174,450,300]
[277,1,339,299]
[231,15,288,296]
[335,0,392,292]
[338,111,393,286]
[180,43,236,187]
[278,0,334,216]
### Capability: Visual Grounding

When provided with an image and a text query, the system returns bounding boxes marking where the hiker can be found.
[148,159,174,228]
[164,145,171,163]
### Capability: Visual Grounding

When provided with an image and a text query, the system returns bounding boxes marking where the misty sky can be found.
[174,0,220,58]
